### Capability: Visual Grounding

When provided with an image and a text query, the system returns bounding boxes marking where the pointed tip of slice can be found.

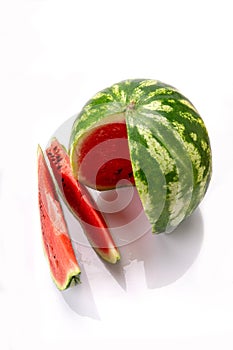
[55,268,81,291]
[111,250,121,264]
[49,136,59,145]
[97,248,121,264]
[37,144,43,156]
[47,137,68,155]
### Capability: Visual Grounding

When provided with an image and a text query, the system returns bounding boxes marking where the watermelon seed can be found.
[128,171,133,178]
[115,168,123,175]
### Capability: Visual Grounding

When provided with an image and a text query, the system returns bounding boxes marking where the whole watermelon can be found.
[69,79,212,234]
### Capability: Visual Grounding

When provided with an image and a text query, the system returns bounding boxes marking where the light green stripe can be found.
[143,100,174,113]
[136,124,175,175]
[179,98,198,113]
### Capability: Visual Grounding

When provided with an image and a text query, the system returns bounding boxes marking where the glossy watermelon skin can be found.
[69,79,212,234]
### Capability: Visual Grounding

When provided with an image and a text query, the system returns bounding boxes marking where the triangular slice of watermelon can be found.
[46,138,120,264]
[37,145,81,290]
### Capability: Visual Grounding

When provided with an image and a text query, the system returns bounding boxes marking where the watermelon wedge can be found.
[37,145,81,290]
[46,138,120,264]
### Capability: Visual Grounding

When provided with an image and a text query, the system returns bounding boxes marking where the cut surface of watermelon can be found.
[37,145,81,290]
[76,121,135,190]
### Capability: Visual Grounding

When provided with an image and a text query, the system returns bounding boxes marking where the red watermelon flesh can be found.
[37,145,81,290]
[76,121,135,190]
[46,138,120,264]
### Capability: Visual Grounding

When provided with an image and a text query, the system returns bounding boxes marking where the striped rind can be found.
[69,79,212,234]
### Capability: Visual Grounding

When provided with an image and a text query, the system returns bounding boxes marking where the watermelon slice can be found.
[46,138,120,264]
[37,145,81,290]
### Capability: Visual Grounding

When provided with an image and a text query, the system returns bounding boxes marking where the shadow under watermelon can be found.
[100,188,204,290]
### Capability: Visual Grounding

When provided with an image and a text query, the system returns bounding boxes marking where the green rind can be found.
[69,79,212,234]
[49,257,81,291]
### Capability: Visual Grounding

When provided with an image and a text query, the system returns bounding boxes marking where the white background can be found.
[1,0,233,349]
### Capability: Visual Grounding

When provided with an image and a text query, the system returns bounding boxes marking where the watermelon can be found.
[46,138,120,264]
[69,79,212,234]
[37,145,81,290]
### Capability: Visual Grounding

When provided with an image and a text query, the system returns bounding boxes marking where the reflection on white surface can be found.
[62,257,101,320]
[106,207,203,289]
[52,114,204,318]
[62,203,203,318]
